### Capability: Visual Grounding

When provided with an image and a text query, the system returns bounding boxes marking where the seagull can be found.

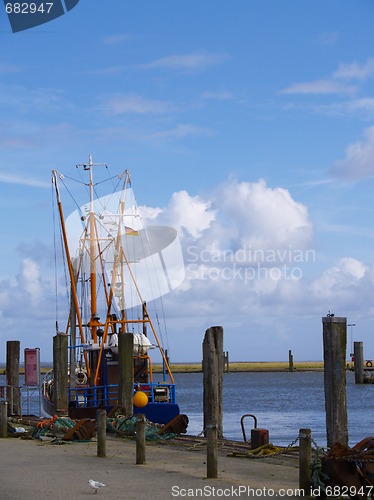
[89,479,106,494]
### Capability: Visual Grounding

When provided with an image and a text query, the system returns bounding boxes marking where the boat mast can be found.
[88,157,97,343]
[77,155,106,344]
[52,170,90,374]
[119,170,131,329]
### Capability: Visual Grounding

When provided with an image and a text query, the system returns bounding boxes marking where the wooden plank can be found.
[157,413,189,435]
[63,418,96,441]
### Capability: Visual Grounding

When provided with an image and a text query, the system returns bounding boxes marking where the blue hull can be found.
[134,402,180,424]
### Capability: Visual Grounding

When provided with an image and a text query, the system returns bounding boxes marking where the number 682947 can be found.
[325,485,373,497]
[5,3,54,14]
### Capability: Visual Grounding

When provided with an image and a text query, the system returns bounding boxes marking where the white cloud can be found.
[0,252,58,360]
[102,34,133,45]
[331,125,374,179]
[0,64,24,74]
[281,80,356,95]
[201,90,234,100]
[346,98,374,113]
[141,51,229,72]
[215,179,313,251]
[145,179,314,322]
[281,57,374,97]
[333,57,374,81]
[341,257,367,279]
[313,31,340,47]
[310,257,367,300]
[102,93,175,115]
[19,258,43,306]
[0,172,49,188]
[150,123,213,140]
[319,98,374,119]
[145,190,216,239]
[0,256,49,315]
[138,205,163,220]
[86,65,127,76]
[0,85,71,114]
[145,179,312,251]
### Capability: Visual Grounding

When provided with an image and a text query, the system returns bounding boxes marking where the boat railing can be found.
[0,384,22,415]
[68,381,176,408]
[136,381,176,404]
[68,384,118,408]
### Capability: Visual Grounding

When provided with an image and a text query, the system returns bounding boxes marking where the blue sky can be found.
[1,1,374,362]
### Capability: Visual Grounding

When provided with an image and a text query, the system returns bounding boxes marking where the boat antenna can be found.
[76,155,107,176]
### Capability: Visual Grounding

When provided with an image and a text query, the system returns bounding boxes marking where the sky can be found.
[1,1,374,363]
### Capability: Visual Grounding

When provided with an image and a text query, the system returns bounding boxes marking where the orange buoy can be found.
[133,391,148,408]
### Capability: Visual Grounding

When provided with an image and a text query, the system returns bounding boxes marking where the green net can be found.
[107,415,175,441]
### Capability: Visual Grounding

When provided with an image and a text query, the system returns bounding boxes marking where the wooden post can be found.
[288,350,294,372]
[223,351,230,373]
[165,349,169,368]
[354,341,364,384]
[118,332,134,417]
[203,326,223,439]
[136,413,146,465]
[6,340,20,415]
[203,326,223,478]
[206,424,218,479]
[53,333,68,415]
[322,316,348,447]
[299,428,312,494]
[0,401,8,438]
[96,408,106,458]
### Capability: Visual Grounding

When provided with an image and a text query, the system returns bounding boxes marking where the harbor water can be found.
[174,370,373,448]
[1,370,372,448]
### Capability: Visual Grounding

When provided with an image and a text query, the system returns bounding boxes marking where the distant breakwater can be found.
[1,360,327,375]
[163,361,326,373]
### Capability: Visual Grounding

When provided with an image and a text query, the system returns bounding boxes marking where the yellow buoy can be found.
[133,391,148,408]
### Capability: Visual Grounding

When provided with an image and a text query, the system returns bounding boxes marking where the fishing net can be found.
[107,414,175,441]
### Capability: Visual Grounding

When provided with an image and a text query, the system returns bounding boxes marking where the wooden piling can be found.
[6,340,20,415]
[203,326,223,478]
[53,333,68,415]
[354,341,364,384]
[299,428,312,494]
[203,326,223,439]
[118,331,134,417]
[96,408,106,458]
[0,401,8,438]
[322,316,348,447]
[223,351,230,373]
[136,414,146,465]
[206,424,218,479]
[288,350,294,372]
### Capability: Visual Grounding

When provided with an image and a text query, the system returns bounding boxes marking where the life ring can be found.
[75,369,88,385]
[366,361,373,368]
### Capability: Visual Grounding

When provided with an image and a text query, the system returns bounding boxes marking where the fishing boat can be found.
[42,156,185,428]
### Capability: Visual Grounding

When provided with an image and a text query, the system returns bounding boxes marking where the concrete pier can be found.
[0,436,300,499]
